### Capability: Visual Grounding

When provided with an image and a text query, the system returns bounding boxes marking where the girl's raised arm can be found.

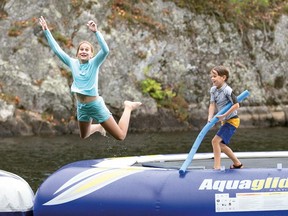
[39,16,71,67]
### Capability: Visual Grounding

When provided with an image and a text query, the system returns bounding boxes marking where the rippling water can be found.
[0,127,287,192]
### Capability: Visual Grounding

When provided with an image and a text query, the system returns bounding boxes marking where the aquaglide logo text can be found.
[199,177,288,192]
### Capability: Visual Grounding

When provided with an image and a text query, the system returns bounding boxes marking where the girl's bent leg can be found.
[78,121,105,139]
[118,101,142,138]
[101,101,142,140]
[78,121,91,139]
[90,124,106,137]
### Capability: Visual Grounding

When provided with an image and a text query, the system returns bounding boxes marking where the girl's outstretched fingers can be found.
[39,16,48,30]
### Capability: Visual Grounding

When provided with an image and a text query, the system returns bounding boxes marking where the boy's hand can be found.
[216,114,225,121]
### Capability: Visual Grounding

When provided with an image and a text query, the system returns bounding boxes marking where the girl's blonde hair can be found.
[76,41,94,57]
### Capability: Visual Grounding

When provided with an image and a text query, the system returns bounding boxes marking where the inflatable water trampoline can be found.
[33,151,288,216]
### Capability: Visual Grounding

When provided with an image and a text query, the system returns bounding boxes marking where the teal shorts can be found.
[77,96,111,123]
[216,122,237,145]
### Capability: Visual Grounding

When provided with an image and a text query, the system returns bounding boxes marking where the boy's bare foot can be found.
[213,166,221,170]
[124,101,142,111]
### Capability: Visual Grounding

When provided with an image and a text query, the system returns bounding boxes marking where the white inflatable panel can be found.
[0,170,34,213]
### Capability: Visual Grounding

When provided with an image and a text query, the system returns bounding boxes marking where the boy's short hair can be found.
[211,66,230,81]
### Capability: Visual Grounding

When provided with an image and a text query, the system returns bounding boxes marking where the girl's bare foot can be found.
[95,124,106,137]
[124,101,142,111]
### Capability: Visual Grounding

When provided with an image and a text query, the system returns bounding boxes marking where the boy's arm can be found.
[216,90,239,121]
[216,103,240,121]
[208,102,216,122]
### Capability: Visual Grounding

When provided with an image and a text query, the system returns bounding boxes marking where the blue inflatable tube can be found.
[179,90,250,175]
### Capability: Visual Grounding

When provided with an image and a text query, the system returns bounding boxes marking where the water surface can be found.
[0,127,287,192]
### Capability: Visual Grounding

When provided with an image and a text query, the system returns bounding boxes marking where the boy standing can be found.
[208,66,243,170]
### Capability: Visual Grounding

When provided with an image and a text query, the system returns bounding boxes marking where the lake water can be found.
[0,127,287,192]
